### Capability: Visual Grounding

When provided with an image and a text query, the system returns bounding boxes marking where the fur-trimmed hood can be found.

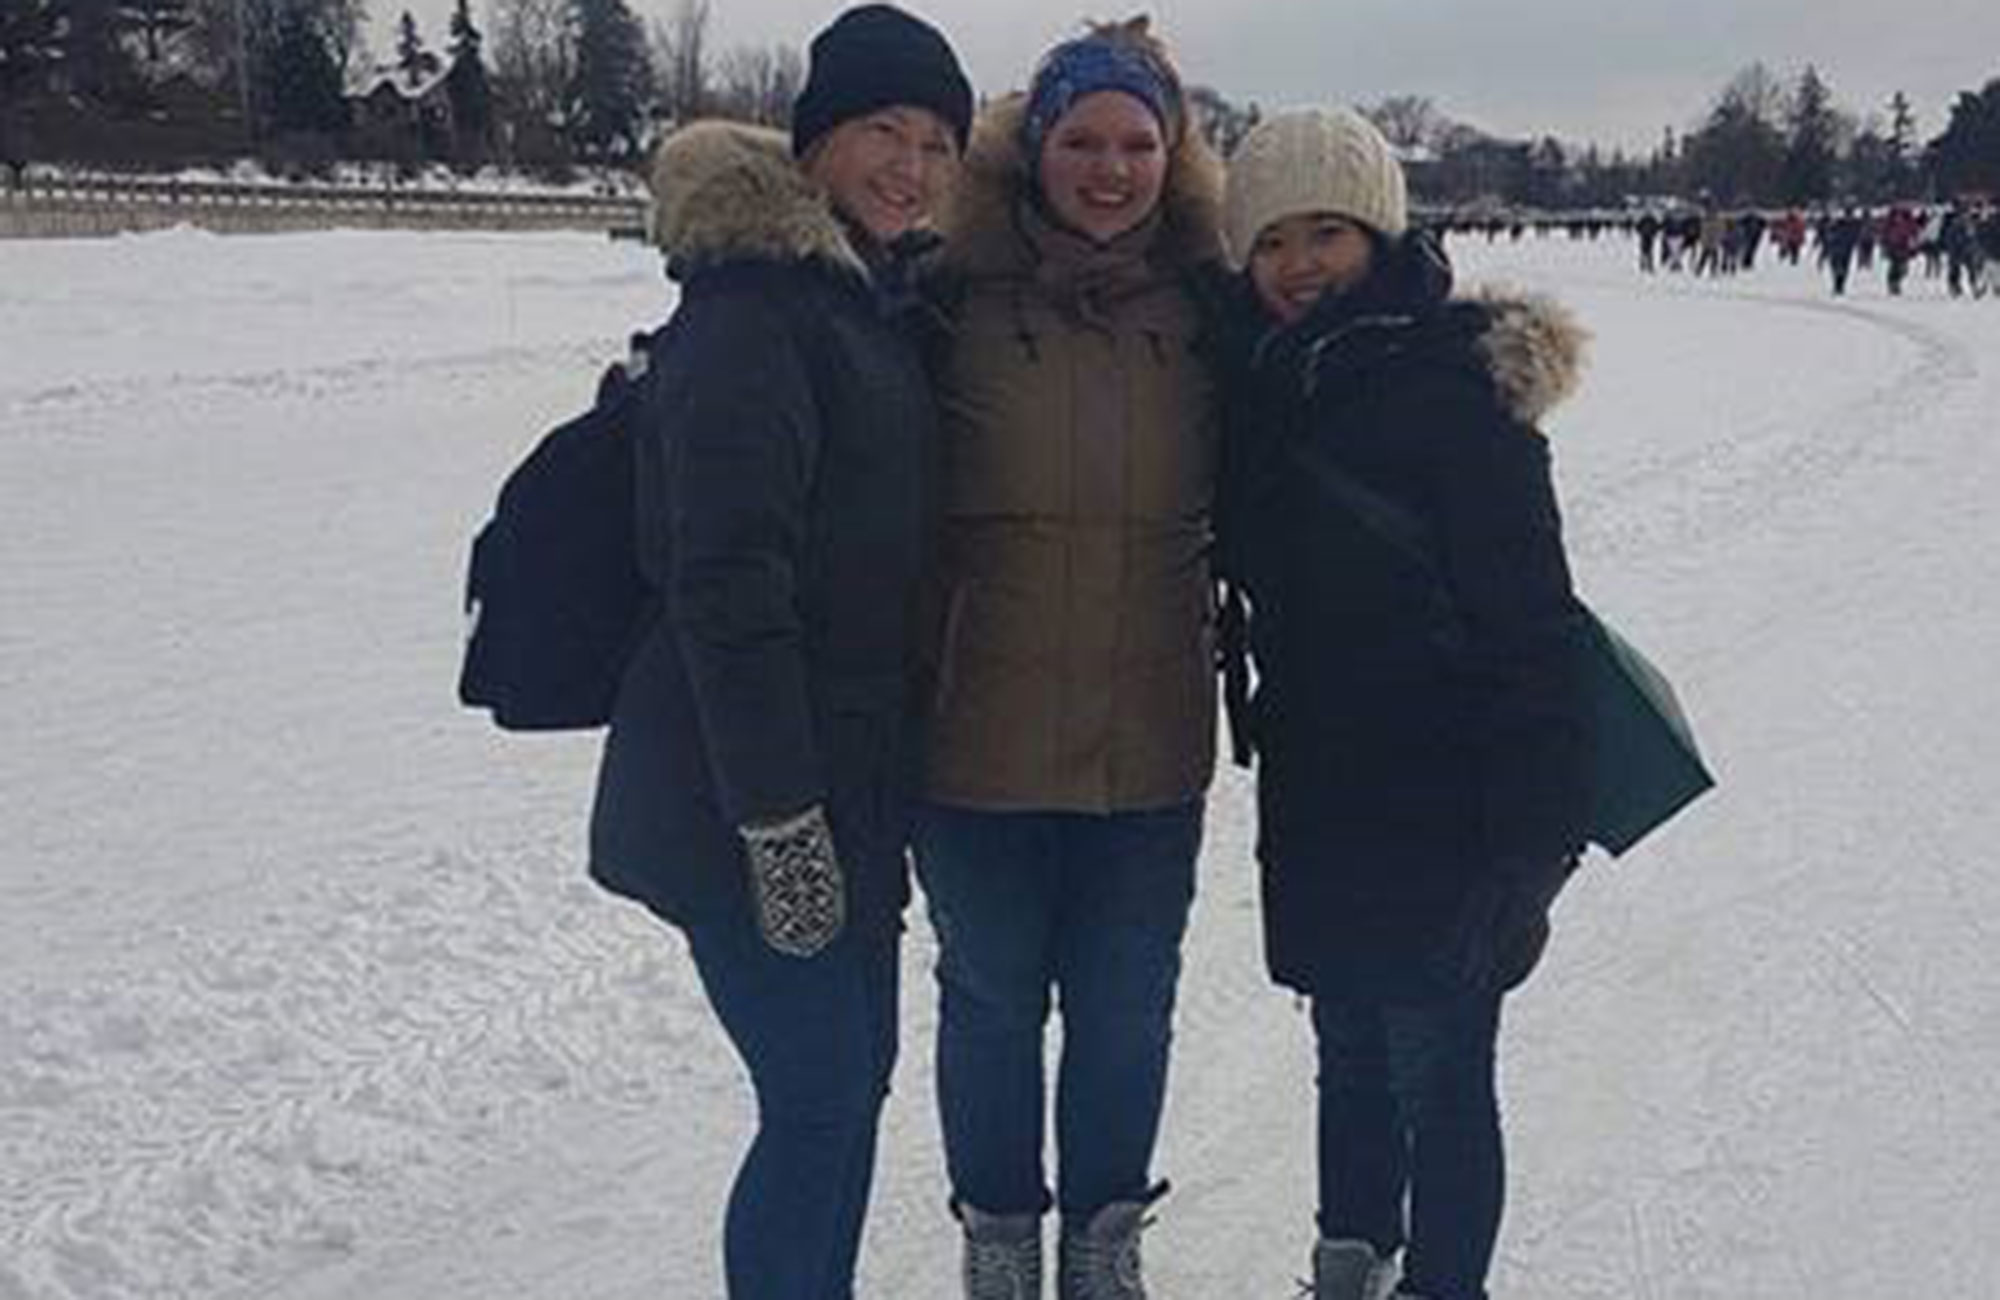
[1457,287,1588,425]
[937,94,1227,276]
[1272,284,1588,428]
[646,120,863,277]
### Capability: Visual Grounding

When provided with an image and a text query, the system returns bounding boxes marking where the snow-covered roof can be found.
[348,56,455,103]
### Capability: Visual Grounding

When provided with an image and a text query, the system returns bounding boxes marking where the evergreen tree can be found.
[1887,91,1916,162]
[395,9,437,87]
[1926,79,2000,197]
[567,0,650,159]
[1781,65,1840,204]
[1844,123,1898,204]
[267,0,346,134]
[445,0,491,153]
[1,0,66,104]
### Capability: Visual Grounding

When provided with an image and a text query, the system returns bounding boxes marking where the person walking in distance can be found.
[1822,209,1862,296]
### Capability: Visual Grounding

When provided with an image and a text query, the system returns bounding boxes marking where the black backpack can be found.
[457,333,661,731]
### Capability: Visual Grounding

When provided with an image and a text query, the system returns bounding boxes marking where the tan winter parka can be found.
[920,97,1227,813]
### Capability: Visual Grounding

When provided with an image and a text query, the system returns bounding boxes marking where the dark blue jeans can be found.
[913,802,1202,1229]
[685,918,900,1300]
[1314,991,1506,1300]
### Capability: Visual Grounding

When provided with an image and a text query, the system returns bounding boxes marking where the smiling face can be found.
[805,105,960,244]
[1247,212,1377,324]
[1034,91,1169,245]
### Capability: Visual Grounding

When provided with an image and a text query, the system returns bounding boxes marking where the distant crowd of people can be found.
[1436,203,1998,301]
[1630,204,1997,298]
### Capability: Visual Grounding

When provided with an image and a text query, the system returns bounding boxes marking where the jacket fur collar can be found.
[937,95,1227,278]
[1274,285,1588,427]
[1456,287,1589,425]
[646,120,864,278]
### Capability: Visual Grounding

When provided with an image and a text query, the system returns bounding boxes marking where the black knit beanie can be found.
[791,5,974,158]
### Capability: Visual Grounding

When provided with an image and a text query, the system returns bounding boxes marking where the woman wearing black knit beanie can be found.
[585,7,969,1298]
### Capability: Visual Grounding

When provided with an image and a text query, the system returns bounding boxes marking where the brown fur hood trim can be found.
[646,120,862,276]
[1460,286,1588,424]
[938,94,1227,275]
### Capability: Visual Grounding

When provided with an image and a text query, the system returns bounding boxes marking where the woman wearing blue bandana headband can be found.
[909,16,1228,1300]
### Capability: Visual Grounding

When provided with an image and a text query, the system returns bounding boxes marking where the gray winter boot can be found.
[957,1203,1043,1300]
[1056,1186,1166,1300]
[1310,1238,1398,1300]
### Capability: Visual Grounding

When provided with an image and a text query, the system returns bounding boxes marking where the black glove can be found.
[1436,854,1578,992]
[739,805,846,958]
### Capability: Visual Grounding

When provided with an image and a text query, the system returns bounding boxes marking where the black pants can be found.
[1314,990,1506,1300]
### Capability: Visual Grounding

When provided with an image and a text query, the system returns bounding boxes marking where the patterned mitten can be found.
[739,806,846,958]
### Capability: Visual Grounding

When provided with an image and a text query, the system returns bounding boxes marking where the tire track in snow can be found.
[0,841,732,1300]
[0,338,626,438]
[1561,289,1980,566]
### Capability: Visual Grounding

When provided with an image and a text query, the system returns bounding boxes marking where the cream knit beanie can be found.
[1224,106,1408,264]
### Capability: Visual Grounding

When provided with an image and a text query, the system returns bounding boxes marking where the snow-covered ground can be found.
[3,226,1998,1299]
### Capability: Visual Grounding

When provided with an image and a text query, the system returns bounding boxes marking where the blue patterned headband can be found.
[1020,36,1182,161]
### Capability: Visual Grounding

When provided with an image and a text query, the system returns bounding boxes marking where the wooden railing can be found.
[0,173,650,239]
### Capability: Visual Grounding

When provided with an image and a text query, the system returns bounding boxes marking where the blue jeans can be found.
[685,919,900,1300]
[1314,991,1506,1300]
[913,802,1202,1228]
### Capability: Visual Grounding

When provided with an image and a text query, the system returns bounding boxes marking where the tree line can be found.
[1334,65,1999,212]
[3,3,1996,206]
[0,0,796,175]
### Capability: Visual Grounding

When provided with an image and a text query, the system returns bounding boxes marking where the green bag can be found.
[1286,444,1715,857]
[1578,612,1715,855]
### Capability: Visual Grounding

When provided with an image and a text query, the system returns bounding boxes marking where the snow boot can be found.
[1310,1238,1398,1300]
[957,1202,1043,1300]
[1057,1183,1167,1300]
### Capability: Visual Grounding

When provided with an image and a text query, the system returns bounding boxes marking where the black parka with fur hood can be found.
[589,122,939,935]
[1220,234,1595,996]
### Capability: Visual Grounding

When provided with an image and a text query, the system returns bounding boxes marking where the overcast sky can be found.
[396,0,1999,152]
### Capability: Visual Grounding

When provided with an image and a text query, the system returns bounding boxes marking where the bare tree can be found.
[1364,94,1448,153]
[1185,84,1257,156]
[490,0,573,123]
[320,0,367,78]
[711,40,799,126]
[648,0,707,124]
[1720,63,1787,130]
[766,42,800,124]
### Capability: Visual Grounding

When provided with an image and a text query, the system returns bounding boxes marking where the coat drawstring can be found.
[1008,287,1040,363]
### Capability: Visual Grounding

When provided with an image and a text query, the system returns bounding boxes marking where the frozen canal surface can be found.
[3,227,1999,1298]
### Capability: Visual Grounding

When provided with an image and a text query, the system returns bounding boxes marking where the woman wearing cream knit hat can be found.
[1218,107,1595,1300]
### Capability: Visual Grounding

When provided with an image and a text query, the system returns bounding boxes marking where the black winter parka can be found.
[589,123,939,936]
[1220,236,1594,996]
